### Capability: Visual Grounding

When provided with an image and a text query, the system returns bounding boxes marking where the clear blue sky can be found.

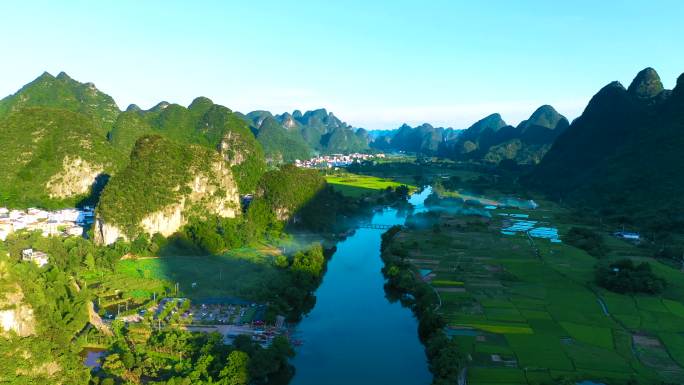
[1,1,683,129]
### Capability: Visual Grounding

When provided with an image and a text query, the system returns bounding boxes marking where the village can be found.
[0,206,94,241]
[294,152,384,168]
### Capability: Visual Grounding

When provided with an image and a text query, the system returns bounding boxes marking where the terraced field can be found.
[392,204,684,384]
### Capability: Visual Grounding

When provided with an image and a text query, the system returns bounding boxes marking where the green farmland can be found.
[324,173,414,197]
[391,202,684,384]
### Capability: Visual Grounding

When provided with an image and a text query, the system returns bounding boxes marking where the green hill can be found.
[254,116,312,163]
[450,106,568,164]
[528,67,684,234]
[96,135,241,243]
[109,97,265,193]
[0,107,123,208]
[0,72,267,211]
[0,72,120,137]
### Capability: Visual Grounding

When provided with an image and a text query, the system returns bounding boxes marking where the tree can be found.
[395,185,410,199]
[219,350,250,385]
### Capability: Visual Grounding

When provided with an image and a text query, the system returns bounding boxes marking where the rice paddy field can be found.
[392,202,684,384]
[324,173,415,197]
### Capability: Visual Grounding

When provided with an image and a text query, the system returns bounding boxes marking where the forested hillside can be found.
[448,105,568,164]
[0,72,130,209]
[109,97,265,193]
[528,68,684,235]
[95,135,241,243]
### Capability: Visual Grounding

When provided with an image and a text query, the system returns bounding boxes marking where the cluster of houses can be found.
[294,153,385,168]
[0,206,94,241]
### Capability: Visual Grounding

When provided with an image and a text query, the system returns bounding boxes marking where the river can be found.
[291,187,433,385]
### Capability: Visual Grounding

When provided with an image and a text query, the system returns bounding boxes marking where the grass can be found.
[660,332,684,367]
[559,322,614,349]
[468,368,527,383]
[115,247,280,301]
[324,173,414,197]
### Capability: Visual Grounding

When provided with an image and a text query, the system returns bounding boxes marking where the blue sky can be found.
[1,1,683,129]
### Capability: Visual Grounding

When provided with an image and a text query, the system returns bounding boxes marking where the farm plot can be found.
[390,206,684,384]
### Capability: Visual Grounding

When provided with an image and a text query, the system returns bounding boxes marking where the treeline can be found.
[92,326,294,385]
[379,226,463,385]
[265,244,333,321]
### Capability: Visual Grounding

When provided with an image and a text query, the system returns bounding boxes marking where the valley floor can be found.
[388,197,684,384]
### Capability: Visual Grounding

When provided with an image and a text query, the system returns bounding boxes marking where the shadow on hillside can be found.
[77,173,110,208]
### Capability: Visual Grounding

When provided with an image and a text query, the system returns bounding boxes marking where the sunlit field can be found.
[324,173,415,197]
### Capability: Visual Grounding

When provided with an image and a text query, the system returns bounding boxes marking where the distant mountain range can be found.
[371,123,458,156]
[370,105,568,164]
[239,109,369,162]
[527,67,684,231]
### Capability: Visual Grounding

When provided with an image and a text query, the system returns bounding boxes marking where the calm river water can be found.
[291,187,433,385]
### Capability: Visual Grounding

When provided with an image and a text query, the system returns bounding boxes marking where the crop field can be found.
[352,159,485,187]
[392,202,684,384]
[324,173,414,197]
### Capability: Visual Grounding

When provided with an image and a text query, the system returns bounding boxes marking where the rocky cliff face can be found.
[0,263,36,338]
[95,157,240,245]
[45,156,103,199]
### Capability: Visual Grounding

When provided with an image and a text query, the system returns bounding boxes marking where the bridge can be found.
[357,223,399,230]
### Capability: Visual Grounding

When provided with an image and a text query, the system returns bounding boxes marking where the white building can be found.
[21,248,49,267]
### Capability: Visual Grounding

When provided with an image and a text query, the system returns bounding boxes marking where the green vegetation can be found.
[94,323,294,385]
[371,106,568,164]
[0,73,267,211]
[382,190,684,384]
[0,71,120,135]
[97,135,228,238]
[0,232,125,384]
[447,106,568,165]
[0,219,330,384]
[109,100,265,193]
[528,68,684,241]
[381,225,464,385]
[246,165,326,239]
[347,157,487,188]
[324,173,414,198]
[243,108,369,157]
[597,259,666,295]
[115,248,279,301]
[0,107,123,208]
[565,227,609,257]
[254,116,312,163]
